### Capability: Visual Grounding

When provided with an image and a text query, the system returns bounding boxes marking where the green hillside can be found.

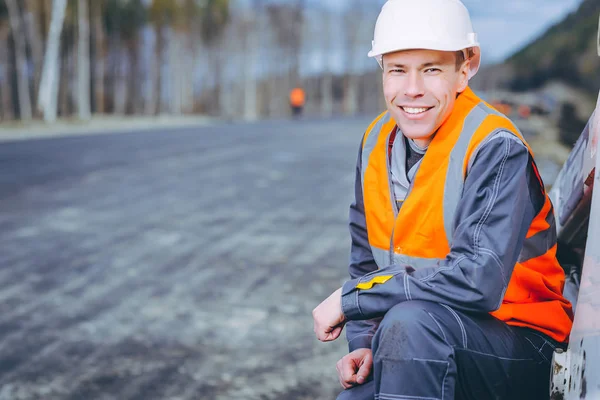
[506,0,600,94]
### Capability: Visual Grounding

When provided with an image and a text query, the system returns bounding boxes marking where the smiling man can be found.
[312,0,573,399]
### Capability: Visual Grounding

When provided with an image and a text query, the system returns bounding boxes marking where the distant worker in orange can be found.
[518,104,532,119]
[289,87,306,118]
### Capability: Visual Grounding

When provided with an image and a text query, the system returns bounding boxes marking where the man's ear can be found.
[457,60,470,93]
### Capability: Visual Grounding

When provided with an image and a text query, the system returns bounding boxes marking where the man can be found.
[312,0,573,399]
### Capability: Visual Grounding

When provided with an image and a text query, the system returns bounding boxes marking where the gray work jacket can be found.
[342,129,546,352]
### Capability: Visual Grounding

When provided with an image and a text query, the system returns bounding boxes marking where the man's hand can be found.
[336,348,373,389]
[312,287,346,342]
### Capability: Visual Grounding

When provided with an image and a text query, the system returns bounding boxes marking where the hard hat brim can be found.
[371,44,481,80]
[368,38,479,58]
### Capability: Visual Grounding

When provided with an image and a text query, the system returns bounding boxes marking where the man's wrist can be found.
[341,279,363,320]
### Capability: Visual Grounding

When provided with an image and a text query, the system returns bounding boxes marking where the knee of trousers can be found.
[372,300,452,361]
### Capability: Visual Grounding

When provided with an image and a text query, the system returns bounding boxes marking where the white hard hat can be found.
[368,0,481,79]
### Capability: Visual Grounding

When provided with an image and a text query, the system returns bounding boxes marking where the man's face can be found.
[382,49,469,147]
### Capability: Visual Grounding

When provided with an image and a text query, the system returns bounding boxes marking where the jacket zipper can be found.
[387,128,399,265]
[387,131,418,265]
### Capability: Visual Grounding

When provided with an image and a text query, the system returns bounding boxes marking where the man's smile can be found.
[398,105,435,118]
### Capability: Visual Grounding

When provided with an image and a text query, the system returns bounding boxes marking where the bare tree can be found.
[23,0,44,110]
[91,0,105,113]
[148,25,163,115]
[176,0,201,114]
[122,1,146,115]
[6,0,33,121]
[105,0,146,115]
[38,0,68,122]
[290,0,305,87]
[77,0,91,120]
[199,0,230,117]
[242,0,261,120]
[149,0,177,115]
[342,3,363,116]
[320,10,333,117]
[59,36,74,117]
[0,2,13,121]
[166,27,182,114]
[170,1,185,115]
[266,4,298,116]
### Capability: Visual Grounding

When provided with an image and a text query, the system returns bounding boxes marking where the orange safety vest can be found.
[361,87,573,342]
[290,88,306,107]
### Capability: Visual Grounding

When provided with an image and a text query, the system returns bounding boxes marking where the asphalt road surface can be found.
[0,117,372,400]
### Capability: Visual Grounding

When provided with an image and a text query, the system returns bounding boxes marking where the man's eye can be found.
[390,69,404,73]
[425,68,441,73]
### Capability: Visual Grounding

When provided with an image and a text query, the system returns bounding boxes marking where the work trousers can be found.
[337,300,562,400]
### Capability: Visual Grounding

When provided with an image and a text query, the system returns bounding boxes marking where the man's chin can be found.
[398,127,435,141]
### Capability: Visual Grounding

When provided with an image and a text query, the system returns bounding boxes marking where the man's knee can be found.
[374,301,447,359]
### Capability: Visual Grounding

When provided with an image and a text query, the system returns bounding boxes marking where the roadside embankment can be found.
[0,115,218,143]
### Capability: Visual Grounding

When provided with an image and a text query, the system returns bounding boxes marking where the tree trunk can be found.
[265,43,282,118]
[321,73,333,118]
[144,27,156,116]
[23,0,44,111]
[113,43,128,115]
[183,31,195,114]
[343,4,362,116]
[0,26,14,121]
[290,0,304,88]
[6,0,33,121]
[91,0,105,113]
[58,48,71,117]
[209,43,221,116]
[153,24,164,115]
[38,0,68,122]
[41,0,52,36]
[243,14,258,121]
[343,74,358,116]
[169,28,181,115]
[77,0,91,120]
[320,12,333,118]
[216,36,230,118]
[126,39,140,115]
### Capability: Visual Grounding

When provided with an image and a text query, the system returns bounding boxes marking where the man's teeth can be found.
[402,107,429,114]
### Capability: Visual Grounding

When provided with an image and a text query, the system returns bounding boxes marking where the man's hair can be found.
[455,50,466,71]
[456,48,474,71]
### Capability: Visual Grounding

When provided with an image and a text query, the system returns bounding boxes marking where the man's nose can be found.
[404,72,425,98]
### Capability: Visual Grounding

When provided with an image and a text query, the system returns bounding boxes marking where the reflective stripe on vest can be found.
[371,246,443,271]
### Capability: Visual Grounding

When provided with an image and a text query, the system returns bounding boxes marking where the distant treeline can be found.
[0,0,386,123]
[506,0,600,94]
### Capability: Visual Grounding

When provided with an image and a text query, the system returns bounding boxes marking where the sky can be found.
[464,0,585,63]
[308,0,586,63]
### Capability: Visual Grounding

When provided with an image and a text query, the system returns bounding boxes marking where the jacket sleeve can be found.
[345,141,382,351]
[341,132,546,320]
